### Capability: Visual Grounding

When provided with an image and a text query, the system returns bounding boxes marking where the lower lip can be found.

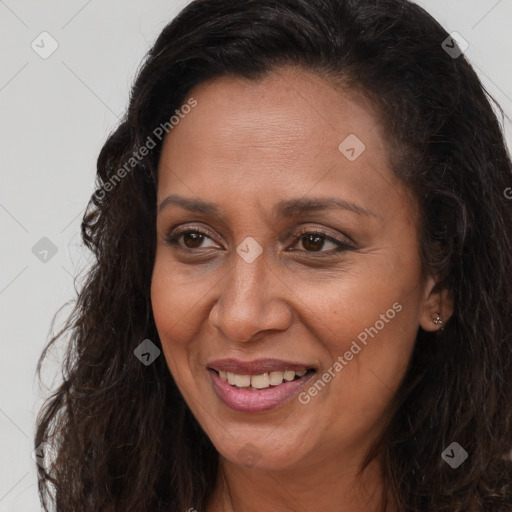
[208,369,315,413]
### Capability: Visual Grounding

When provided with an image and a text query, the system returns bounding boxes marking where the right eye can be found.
[164,228,220,250]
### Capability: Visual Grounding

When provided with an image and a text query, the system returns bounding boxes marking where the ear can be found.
[419,275,454,332]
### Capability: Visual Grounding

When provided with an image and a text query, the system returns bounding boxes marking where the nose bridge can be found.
[208,245,290,342]
[231,252,266,308]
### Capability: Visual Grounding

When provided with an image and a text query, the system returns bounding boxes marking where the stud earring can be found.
[433,311,443,326]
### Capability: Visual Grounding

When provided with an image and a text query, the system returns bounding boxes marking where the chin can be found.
[207,425,315,471]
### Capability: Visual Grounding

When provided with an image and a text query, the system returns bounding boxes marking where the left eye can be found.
[287,231,350,253]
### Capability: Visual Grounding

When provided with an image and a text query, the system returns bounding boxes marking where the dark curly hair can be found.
[35,0,512,510]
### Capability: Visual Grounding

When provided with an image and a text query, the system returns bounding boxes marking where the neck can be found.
[208,451,397,512]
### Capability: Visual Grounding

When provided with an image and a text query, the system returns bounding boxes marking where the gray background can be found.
[1,1,511,510]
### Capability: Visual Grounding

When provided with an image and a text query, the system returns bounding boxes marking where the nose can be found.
[208,250,292,343]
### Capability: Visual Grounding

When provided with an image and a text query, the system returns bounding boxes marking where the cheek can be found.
[292,258,420,351]
[292,255,422,410]
[150,257,201,390]
[150,253,210,342]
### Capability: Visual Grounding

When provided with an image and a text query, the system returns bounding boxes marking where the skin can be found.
[151,66,453,512]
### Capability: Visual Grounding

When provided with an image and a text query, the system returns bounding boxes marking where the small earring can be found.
[433,311,443,326]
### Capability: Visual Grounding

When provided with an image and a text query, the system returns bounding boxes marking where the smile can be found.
[217,369,308,389]
[207,358,317,413]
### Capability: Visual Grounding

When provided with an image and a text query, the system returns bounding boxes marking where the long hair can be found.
[35,0,512,510]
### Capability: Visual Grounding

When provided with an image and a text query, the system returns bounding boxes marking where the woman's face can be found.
[151,67,441,471]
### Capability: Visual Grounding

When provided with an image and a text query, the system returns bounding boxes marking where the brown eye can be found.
[182,232,206,249]
[288,230,353,254]
[300,233,329,252]
[165,229,218,250]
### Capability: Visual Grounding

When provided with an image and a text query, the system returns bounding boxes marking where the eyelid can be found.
[290,225,355,247]
[164,224,222,247]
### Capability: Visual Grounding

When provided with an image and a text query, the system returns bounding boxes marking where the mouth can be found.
[209,367,315,389]
[206,358,317,413]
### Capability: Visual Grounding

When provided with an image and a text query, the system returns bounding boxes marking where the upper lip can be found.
[207,358,315,374]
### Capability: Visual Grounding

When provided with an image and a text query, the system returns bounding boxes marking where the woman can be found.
[35,0,512,510]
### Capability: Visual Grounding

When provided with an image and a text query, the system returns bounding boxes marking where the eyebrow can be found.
[158,194,376,219]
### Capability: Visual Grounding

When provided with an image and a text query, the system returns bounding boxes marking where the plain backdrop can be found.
[1,1,511,510]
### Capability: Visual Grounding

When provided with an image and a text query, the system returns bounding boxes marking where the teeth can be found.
[283,370,295,381]
[234,374,251,387]
[269,371,284,385]
[219,370,308,388]
[251,373,269,389]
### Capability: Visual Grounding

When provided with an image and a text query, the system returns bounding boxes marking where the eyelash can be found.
[164,226,354,255]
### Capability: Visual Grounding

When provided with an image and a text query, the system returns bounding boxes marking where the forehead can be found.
[161,67,386,162]
[156,66,412,225]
